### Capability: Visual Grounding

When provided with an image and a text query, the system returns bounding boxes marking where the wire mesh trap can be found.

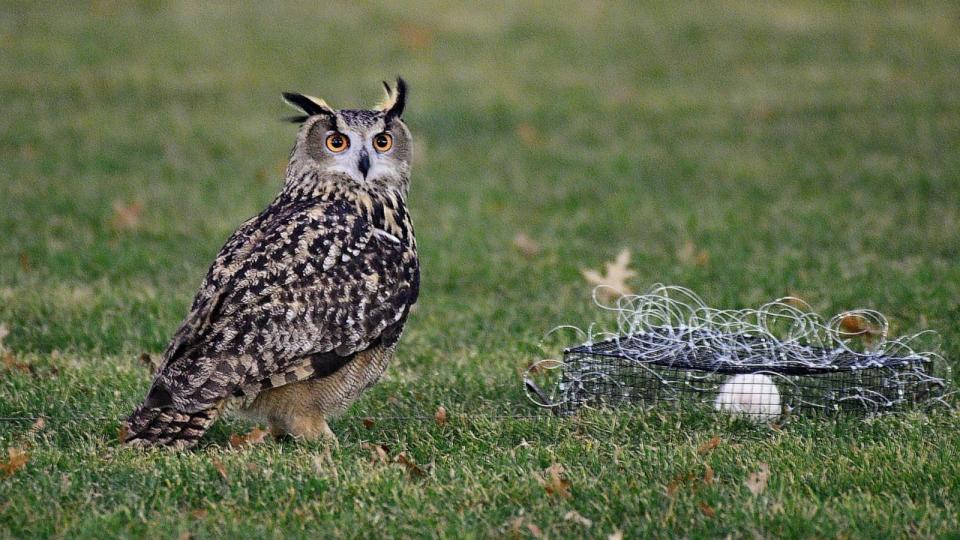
[525,285,952,421]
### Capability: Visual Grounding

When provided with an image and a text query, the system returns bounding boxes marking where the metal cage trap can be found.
[525,286,952,422]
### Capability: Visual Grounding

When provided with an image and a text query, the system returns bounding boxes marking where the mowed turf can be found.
[2,1,960,537]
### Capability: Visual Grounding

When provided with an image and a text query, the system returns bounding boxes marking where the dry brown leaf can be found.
[190,508,208,519]
[434,406,447,426]
[666,472,694,497]
[397,22,435,50]
[178,532,192,540]
[838,314,883,347]
[745,463,770,496]
[117,424,129,443]
[513,232,541,257]
[28,417,45,437]
[1,447,29,477]
[516,123,542,147]
[564,510,592,527]
[698,501,716,518]
[703,464,715,485]
[581,249,636,301]
[526,522,544,539]
[697,435,721,455]
[541,462,572,499]
[507,516,524,539]
[394,452,427,478]
[18,253,30,273]
[361,442,390,464]
[2,351,33,374]
[677,240,710,267]
[138,352,161,372]
[608,530,624,540]
[526,358,562,374]
[211,456,228,481]
[361,417,375,429]
[838,314,879,335]
[228,426,269,448]
[111,199,145,231]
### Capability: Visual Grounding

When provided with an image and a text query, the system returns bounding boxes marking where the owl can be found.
[122,79,419,449]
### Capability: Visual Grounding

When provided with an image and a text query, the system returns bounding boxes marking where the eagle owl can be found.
[123,79,419,449]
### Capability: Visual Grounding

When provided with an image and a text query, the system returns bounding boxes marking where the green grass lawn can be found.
[2,1,960,537]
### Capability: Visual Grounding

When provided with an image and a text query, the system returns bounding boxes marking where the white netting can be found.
[525,285,953,421]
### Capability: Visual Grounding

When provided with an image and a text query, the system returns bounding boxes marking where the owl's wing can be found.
[148,198,419,412]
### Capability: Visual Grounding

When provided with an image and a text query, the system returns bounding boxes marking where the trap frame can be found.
[526,286,952,421]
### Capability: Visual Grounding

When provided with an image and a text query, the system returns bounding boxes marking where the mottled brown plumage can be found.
[124,79,419,449]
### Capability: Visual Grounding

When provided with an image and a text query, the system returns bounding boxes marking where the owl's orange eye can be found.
[325,132,349,153]
[373,132,393,153]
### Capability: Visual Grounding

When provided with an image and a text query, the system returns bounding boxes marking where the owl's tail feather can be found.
[122,404,221,450]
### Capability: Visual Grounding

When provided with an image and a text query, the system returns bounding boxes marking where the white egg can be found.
[714,373,782,423]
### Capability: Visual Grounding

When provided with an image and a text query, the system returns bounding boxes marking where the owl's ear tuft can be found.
[378,77,407,121]
[281,92,335,120]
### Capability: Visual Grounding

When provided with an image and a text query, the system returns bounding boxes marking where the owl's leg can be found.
[273,413,337,444]
[243,346,394,445]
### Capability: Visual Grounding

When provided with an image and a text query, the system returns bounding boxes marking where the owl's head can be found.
[282,78,411,197]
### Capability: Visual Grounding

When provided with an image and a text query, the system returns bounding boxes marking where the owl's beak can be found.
[358,149,370,179]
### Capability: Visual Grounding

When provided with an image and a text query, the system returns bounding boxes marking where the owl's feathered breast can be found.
[154,192,419,411]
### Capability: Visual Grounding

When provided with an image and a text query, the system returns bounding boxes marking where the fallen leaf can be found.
[581,249,636,301]
[516,123,541,147]
[508,517,524,538]
[1,447,28,477]
[394,452,427,478]
[513,232,541,257]
[361,417,375,429]
[564,510,592,527]
[541,462,572,499]
[745,463,770,496]
[838,314,877,335]
[211,456,228,481]
[28,417,45,436]
[118,424,129,443]
[703,464,714,485]
[838,314,883,347]
[666,472,694,497]
[526,358,562,374]
[138,352,161,372]
[18,253,30,273]
[697,435,721,455]
[361,442,390,464]
[526,522,544,539]
[178,532,192,540]
[2,352,33,374]
[608,530,624,540]
[699,501,716,518]
[396,22,435,50]
[228,426,269,448]
[190,508,208,519]
[677,240,710,267]
[434,406,447,426]
[111,199,145,231]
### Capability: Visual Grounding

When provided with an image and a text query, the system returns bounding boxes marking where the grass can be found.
[2,0,960,537]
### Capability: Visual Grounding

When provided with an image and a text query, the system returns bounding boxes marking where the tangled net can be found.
[525,285,952,420]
